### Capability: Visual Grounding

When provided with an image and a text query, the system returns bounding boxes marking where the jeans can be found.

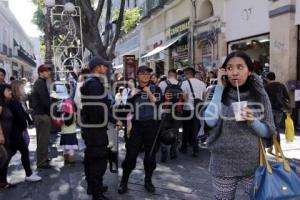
[34,114,51,166]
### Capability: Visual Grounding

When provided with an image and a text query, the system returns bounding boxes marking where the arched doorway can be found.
[195,0,216,69]
[197,0,214,21]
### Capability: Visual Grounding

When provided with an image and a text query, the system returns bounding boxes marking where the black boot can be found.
[170,145,177,160]
[160,147,167,163]
[118,171,130,194]
[144,172,155,193]
[87,185,108,195]
[92,193,110,200]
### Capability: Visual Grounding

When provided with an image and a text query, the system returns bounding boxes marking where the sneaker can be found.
[25,172,42,182]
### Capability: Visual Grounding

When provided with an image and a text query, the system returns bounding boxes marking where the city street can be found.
[1,128,300,200]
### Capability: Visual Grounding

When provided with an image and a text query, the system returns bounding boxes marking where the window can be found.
[202,41,212,68]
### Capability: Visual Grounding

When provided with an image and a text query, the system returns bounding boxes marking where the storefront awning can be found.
[142,32,188,58]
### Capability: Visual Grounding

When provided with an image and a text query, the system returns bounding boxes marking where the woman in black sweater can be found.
[0,84,14,189]
[9,80,41,182]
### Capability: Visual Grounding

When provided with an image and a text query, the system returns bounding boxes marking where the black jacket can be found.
[128,83,162,121]
[31,77,50,115]
[9,99,28,139]
[81,76,111,130]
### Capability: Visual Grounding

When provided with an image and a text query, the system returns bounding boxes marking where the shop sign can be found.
[176,44,188,54]
[170,19,189,38]
[225,0,270,41]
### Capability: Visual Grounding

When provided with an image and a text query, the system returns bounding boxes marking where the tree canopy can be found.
[32,0,126,61]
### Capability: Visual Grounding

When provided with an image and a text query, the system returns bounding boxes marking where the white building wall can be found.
[224,0,270,41]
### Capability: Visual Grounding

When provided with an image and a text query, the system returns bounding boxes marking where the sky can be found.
[9,0,42,38]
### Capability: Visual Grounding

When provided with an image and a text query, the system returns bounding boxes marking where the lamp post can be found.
[44,0,55,71]
[45,1,83,81]
[190,0,196,68]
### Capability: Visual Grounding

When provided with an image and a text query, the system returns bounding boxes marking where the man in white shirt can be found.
[158,69,178,94]
[180,67,206,157]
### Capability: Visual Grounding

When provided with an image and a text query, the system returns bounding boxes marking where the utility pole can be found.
[44,0,55,72]
[190,0,196,68]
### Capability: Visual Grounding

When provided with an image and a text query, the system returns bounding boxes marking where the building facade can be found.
[0,0,36,82]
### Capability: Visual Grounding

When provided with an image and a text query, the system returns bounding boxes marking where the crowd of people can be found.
[0,51,292,200]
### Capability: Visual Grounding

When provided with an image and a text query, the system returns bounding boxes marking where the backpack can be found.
[163,80,184,115]
[274,89,290,111]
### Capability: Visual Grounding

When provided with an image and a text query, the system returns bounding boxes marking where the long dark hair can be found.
[221,51,254,71]
[0,84,11,103]
[221,51,262,104]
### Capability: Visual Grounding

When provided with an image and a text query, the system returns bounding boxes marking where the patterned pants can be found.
[212,176,253,200]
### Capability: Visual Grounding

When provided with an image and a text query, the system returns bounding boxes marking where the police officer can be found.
[118,66,162,194]
[81,57,116,200]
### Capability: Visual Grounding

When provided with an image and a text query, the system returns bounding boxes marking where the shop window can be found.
[228,34,270,75]
[201,41,212,69]
[198,0,214,21]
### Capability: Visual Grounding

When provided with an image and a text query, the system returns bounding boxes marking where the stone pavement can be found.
[0,128,300,200]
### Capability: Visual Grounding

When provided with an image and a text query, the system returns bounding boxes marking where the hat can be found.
[88,57,112,70]
[37,65,51,74]
[61,99,76,114]
[137,66,152,74]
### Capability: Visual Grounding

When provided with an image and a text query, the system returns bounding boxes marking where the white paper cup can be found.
[232,101,247,121]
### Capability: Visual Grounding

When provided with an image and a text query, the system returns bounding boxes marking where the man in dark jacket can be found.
[265,72,290,154]
[80,57,114,200]
[31,64,51,168]
[118,66,162,194]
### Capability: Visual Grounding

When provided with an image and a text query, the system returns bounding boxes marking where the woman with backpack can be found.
[59,99,78,163]
[203,51,276,199]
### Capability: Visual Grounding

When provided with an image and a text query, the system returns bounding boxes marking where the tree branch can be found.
[104,0,112,49]
[108,0,125,59]
[95,0,105,24]
[78,0,94,22]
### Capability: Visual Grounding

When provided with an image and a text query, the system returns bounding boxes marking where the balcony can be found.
[141,0,170,19]
[17,46,36,67]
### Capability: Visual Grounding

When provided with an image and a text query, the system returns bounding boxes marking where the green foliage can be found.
[31,0,45,31]
[113,7,141,34]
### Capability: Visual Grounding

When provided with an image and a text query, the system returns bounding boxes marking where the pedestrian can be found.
[150,73,159,86]
[31,64,52,168]
[9,80,42,182]
[118,66,162,194]
[81,56,117,200]
[176,69,184,82]
[158,69,181,162]
[265,71,290,154]
[0,84,15,189]
[0,68,6,84]
[73,68,90,111]
[203,51,276,199]
[180,67,206,157]
[59,99,78,164]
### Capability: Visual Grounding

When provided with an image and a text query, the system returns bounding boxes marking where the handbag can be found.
[285,113,295,143]
[23,129,30,146]
[250,136,300,200]
[187,80,203,113]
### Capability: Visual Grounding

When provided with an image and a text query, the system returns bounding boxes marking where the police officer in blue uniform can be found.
[118,66,162,194]
[80,57,115,200]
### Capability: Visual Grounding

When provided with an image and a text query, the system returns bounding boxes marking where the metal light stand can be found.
[49,4,84,81]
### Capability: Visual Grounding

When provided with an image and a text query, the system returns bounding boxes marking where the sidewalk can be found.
[0,129,299,200]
